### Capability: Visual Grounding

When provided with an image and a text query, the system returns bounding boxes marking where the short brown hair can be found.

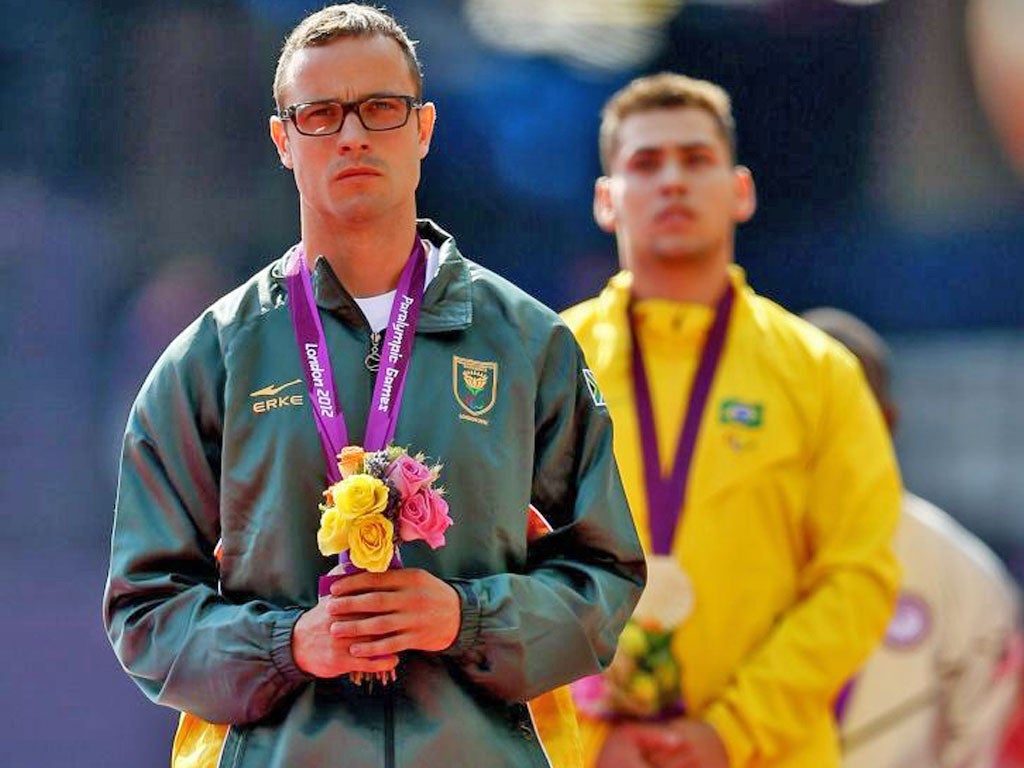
[598,72,736,173]
[273,4,423,109]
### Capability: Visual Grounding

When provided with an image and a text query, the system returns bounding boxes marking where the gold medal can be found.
[634,554,694,627]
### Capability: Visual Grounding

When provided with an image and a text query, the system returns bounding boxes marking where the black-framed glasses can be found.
[278,95,421,135]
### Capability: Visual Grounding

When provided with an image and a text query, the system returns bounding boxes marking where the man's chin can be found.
[327,198,381,225]
[650,237,707,263]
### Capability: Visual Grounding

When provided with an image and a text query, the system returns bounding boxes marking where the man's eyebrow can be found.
[628,140,717,156]
[670,140,717,153]
[293,91,410,104]
[626,146,664,158]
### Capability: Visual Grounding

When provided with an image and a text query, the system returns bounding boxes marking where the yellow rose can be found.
[617,622,649,659]
[337,446,365,479]
[653,656,680,697]
[348,513,395,572]
[332,474,388,517]
[317,508,351,556]
[628,672,659,715]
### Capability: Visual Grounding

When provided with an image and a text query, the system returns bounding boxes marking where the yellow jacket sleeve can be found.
[702,350,902,766]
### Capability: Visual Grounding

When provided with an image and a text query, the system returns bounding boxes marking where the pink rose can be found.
[386,453,433,500]
[569,675,609,719]
[398,488,452,549]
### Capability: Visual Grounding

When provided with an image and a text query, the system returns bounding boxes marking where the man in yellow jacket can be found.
[562,72,902,768]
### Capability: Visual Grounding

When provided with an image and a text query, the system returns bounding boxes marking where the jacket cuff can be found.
[270,608,314,685]
[702,701,754,768]
[441,579,482,656]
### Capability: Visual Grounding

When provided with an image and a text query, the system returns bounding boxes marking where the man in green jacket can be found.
[102,5,645,767]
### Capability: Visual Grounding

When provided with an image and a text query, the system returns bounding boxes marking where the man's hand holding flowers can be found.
[325,568,461,657]
[598,719,728,768]
[293,445,457,683]
[292,566,461,678]
[292,593,400,679]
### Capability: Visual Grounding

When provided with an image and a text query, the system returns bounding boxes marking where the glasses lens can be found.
[294,102,344,135]
[358,97,411,131]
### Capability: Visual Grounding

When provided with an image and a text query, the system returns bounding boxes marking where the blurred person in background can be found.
[803,307,1022,768]
[102,4,645,768]
[562,72,902,768]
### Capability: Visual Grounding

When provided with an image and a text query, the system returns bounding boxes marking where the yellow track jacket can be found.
[562,267,901,768]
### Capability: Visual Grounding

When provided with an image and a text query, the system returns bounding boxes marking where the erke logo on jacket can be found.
[250,379,304,414]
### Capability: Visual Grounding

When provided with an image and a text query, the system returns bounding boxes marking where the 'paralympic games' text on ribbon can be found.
[285,238,427,484]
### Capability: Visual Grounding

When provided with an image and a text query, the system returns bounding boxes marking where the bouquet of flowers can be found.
[575,617,682,720]
[317,445,451,570]
[316,444,452,684]
[571,556,693,721]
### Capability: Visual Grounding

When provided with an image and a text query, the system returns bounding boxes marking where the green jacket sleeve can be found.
[443,324,646,701]
[102,317,311,725]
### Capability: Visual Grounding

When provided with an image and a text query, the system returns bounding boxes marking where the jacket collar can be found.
[275,219,473,333]
[599,264,751,317]
[589,264,754,372]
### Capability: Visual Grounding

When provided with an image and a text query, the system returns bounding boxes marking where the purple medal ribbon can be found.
[285,239,426,589]
[629,282,735,555]
[285,238,426,480]
[363,245,426,453]
[833,678,856,724]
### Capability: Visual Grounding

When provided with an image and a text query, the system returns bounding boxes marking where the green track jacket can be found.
[103,220,645,768]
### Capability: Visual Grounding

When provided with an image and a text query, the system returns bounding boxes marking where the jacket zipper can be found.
[373,324,394,768]
[385,688,395,768]
[365,330,382,372]
[216,725,238,768]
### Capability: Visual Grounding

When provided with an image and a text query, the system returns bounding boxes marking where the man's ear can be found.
[733,165,756,223]
[417,101,436,160]
[270,116,293,170]
[593,176,617,233]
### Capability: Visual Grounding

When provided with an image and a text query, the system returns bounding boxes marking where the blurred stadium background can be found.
[2,0,1022,764]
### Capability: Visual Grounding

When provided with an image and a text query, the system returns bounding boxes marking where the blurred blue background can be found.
[2,0,1022,765]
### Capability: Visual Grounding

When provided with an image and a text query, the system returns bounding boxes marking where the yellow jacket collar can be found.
[600,265,750,344]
